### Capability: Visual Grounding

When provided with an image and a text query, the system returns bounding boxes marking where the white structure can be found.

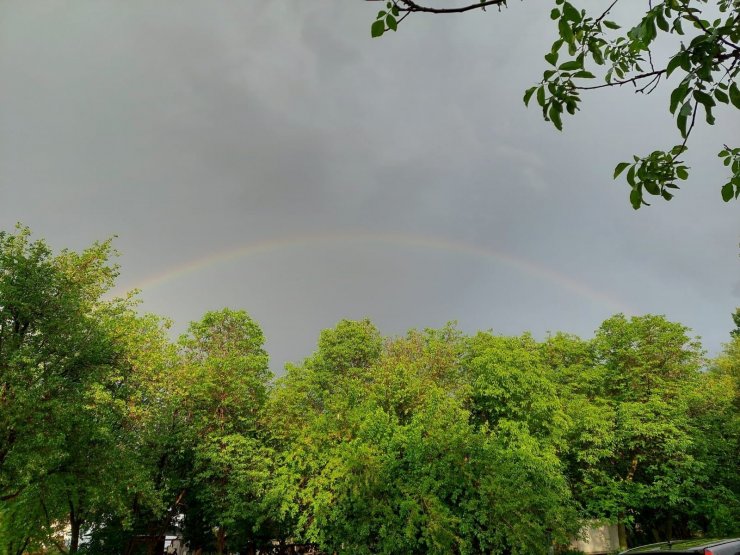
[570,524,620,554]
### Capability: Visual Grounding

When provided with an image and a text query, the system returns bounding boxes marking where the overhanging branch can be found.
[366,0,508,14]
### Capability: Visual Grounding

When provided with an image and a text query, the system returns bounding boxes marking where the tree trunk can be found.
[216,527,226,554]
[14,537,30,555]
[617,517,628,551]
[69,517,81,554]
[617,455,639,551]
[665,516,673,543]
[154,536,165,555]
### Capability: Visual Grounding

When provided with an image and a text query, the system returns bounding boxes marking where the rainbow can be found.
[111,232,632,314]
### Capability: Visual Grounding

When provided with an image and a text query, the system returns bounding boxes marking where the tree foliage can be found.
[177,309,273,554]
[1,227,739,554]
[369,0,740,208]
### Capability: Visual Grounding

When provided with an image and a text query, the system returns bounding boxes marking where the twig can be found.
[671,100,698,165]
[594,0,621,25]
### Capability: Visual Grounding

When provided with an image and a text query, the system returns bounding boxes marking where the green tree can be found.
[82,311,187,555]
[177,309,273,554]
[543,314,709,549]
[369,0,740,208]
[267,321,579,554]
[693,334,740,534]
[463,332,568,444]
[0,226,132,553]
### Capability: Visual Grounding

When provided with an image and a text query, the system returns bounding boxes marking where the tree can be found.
[542,314,710,549]
[0,225,133,553]
[266,321,579,554]
[368,0,740,208]
[0,227,186,555]
[177,309,273,554]
[693,333,740,534]
[82,311,187,555]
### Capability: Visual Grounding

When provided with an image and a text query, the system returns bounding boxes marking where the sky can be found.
[1,1,738,371]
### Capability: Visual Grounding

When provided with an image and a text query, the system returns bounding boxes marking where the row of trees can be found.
[1,227,738,554]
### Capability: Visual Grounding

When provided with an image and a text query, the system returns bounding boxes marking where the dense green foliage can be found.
[1,227,739,554]
[370,0,740,209]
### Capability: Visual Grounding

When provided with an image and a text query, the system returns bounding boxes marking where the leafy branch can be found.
[370,0,740,208]
[523,0,740,207]
[368,0,508,36]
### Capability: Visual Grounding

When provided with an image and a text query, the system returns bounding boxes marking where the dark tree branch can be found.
[594,0,621,25]
[367,0,507,14]
[574,47,739,93]
[575,68,667,91]
[683,10,740,53]
[0,489,23,502]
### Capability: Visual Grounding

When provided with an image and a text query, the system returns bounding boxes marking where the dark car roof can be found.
[622,538,740,553]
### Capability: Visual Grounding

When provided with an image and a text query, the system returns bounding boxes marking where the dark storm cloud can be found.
[1,1,737,369]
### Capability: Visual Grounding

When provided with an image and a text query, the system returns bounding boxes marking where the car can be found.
[620,538,740,554]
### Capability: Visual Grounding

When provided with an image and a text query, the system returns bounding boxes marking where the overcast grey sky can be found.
[1,1,738,370]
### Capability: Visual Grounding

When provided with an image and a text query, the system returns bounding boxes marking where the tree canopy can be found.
[368,0,740,209]
[1,226,738,554]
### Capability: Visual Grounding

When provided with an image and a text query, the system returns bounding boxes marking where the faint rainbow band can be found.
[111,232,633,314]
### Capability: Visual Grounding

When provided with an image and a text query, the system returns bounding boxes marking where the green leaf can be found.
[558,19,574,44]
[590,43,604,65]
[536,86,546,107]
[669,84,689,114]
[630,188,642,209]
[549,103,563,131]
[603,20,620,30]
[385,14,397,31]
[676,166,689,180]
[677,113,688,136]
[562,2,581,23]
[721,182,734,202]
[677,102,692,137]
[523,87,537,106]
[644,180,660,196]
[626,165,636,187]
[666,52,687,77]
[550,8,560,20]
[656,10,669,32]
[559,60,583,71]
[693,89,716,108]
[614,162,630,179]
[545,51,559,66]
[729,83,740,109]
[371,20,385,38]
